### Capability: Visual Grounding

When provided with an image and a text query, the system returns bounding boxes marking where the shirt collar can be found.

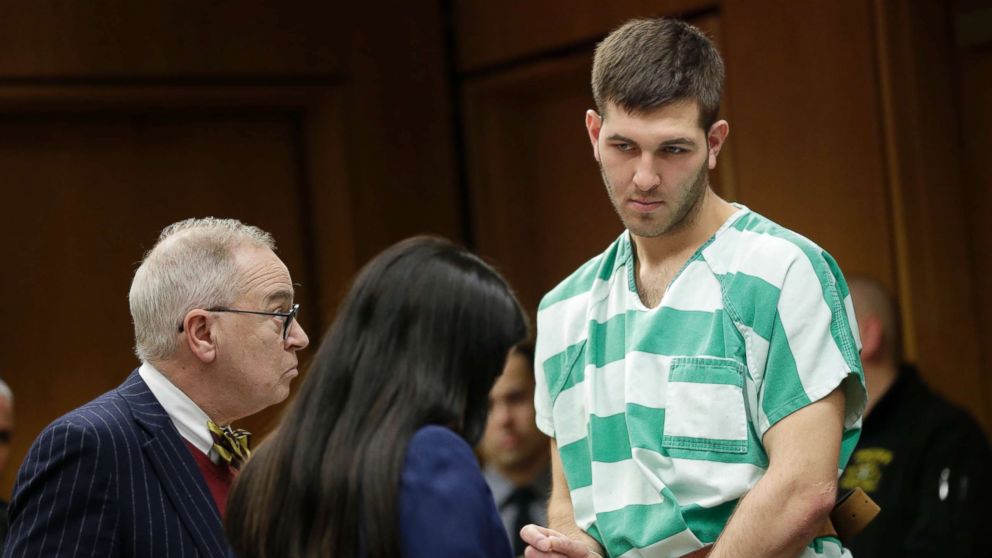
[138,362,215,457]
[484,467,516,506]
[484,465,552,507]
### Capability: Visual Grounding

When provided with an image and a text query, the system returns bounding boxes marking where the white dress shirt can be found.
[138,362,216,460]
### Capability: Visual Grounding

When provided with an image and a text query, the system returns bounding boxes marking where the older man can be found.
[4,218,309,557]
[0,379,13,546]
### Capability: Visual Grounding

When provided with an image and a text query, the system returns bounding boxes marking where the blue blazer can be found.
[3,370,230,557]
[397,425,512,558]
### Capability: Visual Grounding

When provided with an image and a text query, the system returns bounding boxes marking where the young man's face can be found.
[586,100,727,239]
[480,351,548,475]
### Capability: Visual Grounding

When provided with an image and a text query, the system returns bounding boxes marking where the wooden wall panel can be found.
[873,0,988,430]
[300,89,359,320]
[343,1,462,263]
[463,54,612,313]
[958,28,992,431]
[0,1,344,77]
[455,0,715,71]
[0,0,461,267]
[720,0,895,289]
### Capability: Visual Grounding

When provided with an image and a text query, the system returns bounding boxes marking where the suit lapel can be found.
[119,371,229,558]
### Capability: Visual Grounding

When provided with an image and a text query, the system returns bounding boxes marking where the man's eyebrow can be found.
[660,137,698,146]
[264,289,294,306]
[605,134,698,147]
[606,133,637,143]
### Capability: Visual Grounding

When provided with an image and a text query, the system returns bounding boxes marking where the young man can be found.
[479,341,552,555]
[521,18,866,558]
[4,218,310,557]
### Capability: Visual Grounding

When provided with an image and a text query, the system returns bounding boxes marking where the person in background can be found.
[226,236,528,558]
[479,340,551,556]
[4,217,310,557]
[0,379,13,546]
[840,277,991,557]
[521,16,866,558]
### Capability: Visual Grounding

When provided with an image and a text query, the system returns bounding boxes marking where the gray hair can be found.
[129,217,276,363]
[0,379,12,405]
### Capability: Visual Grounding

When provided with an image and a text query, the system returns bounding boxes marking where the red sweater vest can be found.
[182,439,235,519]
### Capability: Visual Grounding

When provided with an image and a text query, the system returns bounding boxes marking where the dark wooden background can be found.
[1,0,989,497]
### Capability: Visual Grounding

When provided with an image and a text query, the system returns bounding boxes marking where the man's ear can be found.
[182,310,217,364]
[706,119,730,169]
[585,109,603,162]
[859,315,884,363]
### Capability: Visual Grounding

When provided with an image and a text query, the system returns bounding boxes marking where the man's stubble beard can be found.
[600,153,710,239]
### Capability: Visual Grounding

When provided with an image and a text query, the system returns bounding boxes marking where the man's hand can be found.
[520,524,598,558]
[540,439,607,557]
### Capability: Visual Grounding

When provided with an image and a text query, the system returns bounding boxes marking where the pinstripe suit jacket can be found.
[3,370,232,557]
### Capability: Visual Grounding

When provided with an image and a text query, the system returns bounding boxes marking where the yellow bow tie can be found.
[207,420,251,470]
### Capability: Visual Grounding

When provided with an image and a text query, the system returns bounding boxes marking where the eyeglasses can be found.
[179,303,301,341]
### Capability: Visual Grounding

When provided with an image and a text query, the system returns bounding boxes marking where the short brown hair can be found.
[514,337,535,369]
[592,18,725,129]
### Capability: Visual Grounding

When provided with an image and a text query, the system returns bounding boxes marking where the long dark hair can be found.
[226,236,528,558]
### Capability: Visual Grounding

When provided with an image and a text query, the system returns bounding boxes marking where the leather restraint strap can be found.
[829,487,880,542]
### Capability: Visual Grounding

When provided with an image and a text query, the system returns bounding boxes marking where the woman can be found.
[226,236,528,558]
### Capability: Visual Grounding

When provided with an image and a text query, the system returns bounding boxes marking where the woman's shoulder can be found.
[399,425,512,558]
[409,424,468,447]
[405,425,476,473]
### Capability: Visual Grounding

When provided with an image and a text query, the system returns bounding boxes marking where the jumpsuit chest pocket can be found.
[661,356,748,454]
